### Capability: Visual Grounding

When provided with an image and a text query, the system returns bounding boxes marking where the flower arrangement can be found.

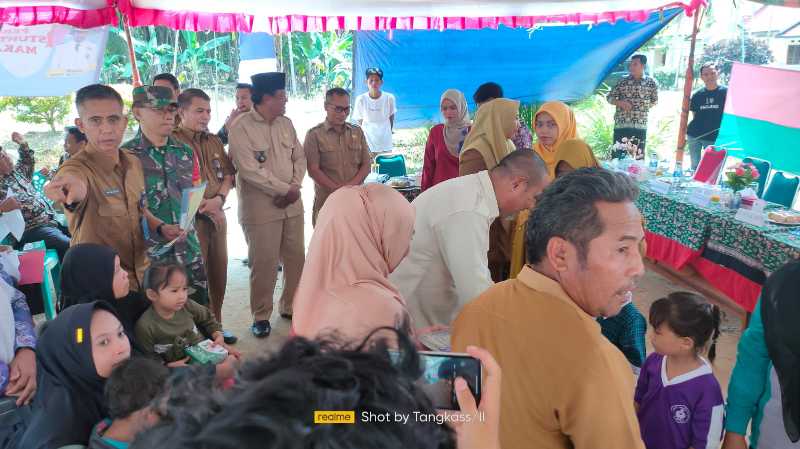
[724,162,760,192]
[609,137,642,160]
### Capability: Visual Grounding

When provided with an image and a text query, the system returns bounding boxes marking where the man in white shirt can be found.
[391,149,550,329]
[352,67,396,154]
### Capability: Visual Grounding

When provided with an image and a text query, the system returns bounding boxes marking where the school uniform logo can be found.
[671,405,691,424]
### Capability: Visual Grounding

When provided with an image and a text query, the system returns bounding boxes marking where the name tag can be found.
[688,190,710,208]
[735,208,766,227]
[104,188,121,196]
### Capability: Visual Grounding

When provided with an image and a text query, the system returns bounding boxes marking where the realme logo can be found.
[314,411,355,424]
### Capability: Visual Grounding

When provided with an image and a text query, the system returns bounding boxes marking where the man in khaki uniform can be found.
[174,88,237,343]
[304,87,371,226]
[228,72,306,338]
[46,84,156,324]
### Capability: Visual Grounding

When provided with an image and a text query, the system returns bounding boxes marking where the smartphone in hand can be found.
[418,351,481,411]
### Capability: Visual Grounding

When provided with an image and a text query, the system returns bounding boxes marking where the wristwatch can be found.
[156,222,165,237]
[215,193,226,204]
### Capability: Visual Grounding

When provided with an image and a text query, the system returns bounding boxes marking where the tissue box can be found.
[185,339,228,365]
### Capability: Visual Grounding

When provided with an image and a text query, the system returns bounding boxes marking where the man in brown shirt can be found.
[174,88,235,336]
[46,84,161,293]
[452,168,646,449]
[228,72,306,338]
[304,87,371,225]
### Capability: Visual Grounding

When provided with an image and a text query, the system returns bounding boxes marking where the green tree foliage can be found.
[699,37,774,82]
[0,96,71,131]
[280,32,352,97]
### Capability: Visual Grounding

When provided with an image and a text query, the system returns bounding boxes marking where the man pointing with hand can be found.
[46,84,161,295]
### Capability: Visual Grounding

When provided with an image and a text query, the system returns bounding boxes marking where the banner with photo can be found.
[0,23,108,97]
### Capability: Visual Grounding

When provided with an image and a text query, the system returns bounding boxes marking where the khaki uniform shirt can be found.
[303,120,370,206]
[173,127,235,199]
[452,266,645,449]
[57,146,149,291]
[228,111,306,224]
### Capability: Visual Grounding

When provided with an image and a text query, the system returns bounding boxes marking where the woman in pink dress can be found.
[420,89,471,191]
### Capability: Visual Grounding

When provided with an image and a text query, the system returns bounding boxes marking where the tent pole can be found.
[121,12,142,87]
[675,5,704,165]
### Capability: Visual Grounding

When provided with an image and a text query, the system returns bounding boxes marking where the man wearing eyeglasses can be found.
[122,85,208,306]
[304,88,372,226]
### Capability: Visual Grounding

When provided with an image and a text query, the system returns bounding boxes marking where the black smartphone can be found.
[417,351,481,411]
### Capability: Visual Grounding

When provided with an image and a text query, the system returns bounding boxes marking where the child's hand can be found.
[223,345,242,359]
[167,357,190,368]
[212,332,225,346]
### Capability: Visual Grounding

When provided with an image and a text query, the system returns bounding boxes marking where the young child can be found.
[635,292,725,449]
[89,358,169,449]
[352,67,397,154]
[135,263,240,367]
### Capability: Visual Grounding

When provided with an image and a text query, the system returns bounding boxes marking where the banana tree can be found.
[177,31,232,87]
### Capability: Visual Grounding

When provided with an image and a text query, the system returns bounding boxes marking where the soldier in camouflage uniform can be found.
[123,85,208,305]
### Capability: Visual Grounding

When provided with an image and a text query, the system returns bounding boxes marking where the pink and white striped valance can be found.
[0,0,116,28]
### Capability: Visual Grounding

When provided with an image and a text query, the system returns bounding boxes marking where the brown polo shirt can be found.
[57,146,149,291]
[173,127,235,199]
[452,266,644,449]
[303,120,370,205]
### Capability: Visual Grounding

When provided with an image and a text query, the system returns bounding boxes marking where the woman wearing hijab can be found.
[60,244,149,334]
[17,301,131,449]
[532,101,578,178]
[509,138,596,279]
[458,98,520,281]
[292,184,416,343]
[723,259,800,449]
[458,98,520,176]
[420,89,471,191]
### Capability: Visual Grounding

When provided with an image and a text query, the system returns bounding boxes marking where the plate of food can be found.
[767,211,800,226]
[388,176,415,189]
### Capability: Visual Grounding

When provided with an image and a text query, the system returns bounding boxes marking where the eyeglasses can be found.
[326,103,351,114]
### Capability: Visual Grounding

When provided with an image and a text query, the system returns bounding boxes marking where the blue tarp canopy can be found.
[353,8,680,128]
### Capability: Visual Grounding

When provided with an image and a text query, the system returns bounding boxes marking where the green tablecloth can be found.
[637,182,800,274]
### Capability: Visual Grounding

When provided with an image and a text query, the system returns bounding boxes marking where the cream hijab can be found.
[292,184,416,342]
[460,98,520,170]
[440,89,471,155]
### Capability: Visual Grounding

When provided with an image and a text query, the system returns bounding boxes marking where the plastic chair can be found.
[20,240,60,319]
[763,172,800,209]
[375,154,407,178]
[742,157,771,198]
[692,147,727,184]
[31,172,47,194]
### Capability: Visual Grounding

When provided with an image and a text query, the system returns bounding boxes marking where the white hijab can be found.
[440,89,471,155]
[0,251,20,364]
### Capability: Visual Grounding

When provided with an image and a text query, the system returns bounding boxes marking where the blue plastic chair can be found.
[742,157,771,198]
[763,171,800,209]
[375,154,407,178]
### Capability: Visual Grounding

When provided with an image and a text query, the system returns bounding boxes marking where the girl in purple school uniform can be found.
[635,292,725,449]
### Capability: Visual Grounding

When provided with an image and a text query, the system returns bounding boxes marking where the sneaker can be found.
[222,330,238,344]
[251,320,271,338]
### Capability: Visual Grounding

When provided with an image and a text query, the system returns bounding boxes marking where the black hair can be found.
[65,126,87,143]
[365,67,384,80]
[131,329,456,449]
[236,83,252,92]
[473,82,504,104]
[631,54,648,66]
[143,263,187,294]
[106,358,169,420]
[153,73,180,93]
[75,84,124,109]
[649,292,722,362]
[526,167,639,266]
[177,88,210,109]
[325,87,350,101]
[699,62,717,76]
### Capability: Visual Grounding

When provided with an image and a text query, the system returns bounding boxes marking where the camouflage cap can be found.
[132,85,178,108]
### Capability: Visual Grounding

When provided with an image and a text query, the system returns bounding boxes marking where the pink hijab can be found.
[292,184,416,342]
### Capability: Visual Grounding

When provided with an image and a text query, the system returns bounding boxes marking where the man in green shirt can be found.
[122,86,208,305]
